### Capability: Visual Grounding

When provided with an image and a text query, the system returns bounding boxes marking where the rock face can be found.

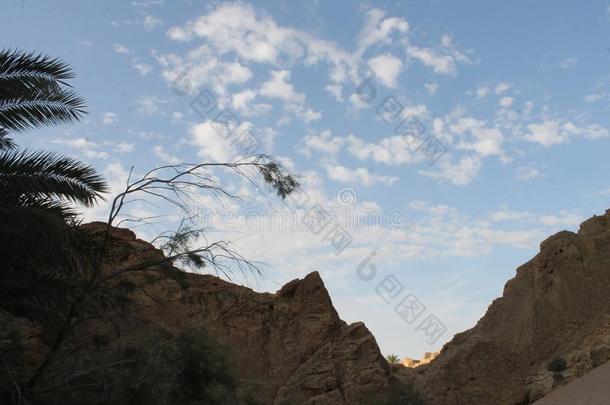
[82,223,392,405]
[399,210,610,404]
[402,352,438,368]
[80,208,610,404]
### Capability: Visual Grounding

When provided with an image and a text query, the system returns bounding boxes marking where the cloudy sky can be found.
[4,0,610,358]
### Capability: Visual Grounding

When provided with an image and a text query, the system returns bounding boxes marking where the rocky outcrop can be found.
[81,223,392,405]
[79,208,610,404]
[398,210,610,404]
[402,352,438,368]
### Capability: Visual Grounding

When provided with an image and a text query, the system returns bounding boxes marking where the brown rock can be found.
[399,210,610,404]
[401,352,438,368]
[82,222,392,405]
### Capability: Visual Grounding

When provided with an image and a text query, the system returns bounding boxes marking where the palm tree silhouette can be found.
[0,49,107,320]
[0,48,106,215]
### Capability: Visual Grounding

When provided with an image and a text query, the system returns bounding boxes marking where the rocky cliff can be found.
[80,208,610,404]
[398,210,610,404]
[81,223,394,405]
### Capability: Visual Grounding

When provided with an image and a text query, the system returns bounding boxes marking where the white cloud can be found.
[171,111,184,124]
[450,118,504,157]
[154,145,181,164]
[113,43,153,76]
[133,96,168,117]
[132,61,153,76]
[345,134,420,166]
[406,35,472,76]
[258,70,320,122]
[368,54,403,88]
[539,57,578,72]
[302,130,345,156]
[156,45,252,96]
[522,120,608,146]
[494,82,511,94]
[132,0,164,7]
[260,70,305,104]
[425,82,439,95]
[407,46,457,75]
[113,43,130,54]
[189,120,254,162]
[161,3,462,98]
[476,86,489,99]
[538,213,582,227]
[516,165,541,180]
[556,58,578,70]
[52,137,109,160]
[490,208,582,228]
[324,163,398,186]
[491,210,531,222]
[325,84,344,102]
[401,104,429,119]
[102,112,118,125]
[584,93,605,103]
[231,90,272,116]
[357,8,409,54]
[115,142,134,153]
[143,14,163,30]
[524,120,565,146]
[166,4,304,63]
[285,104,322,123]
[420,155,482,186]
[499,96,514,107]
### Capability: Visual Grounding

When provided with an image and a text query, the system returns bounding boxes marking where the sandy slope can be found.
[534,361,610,405]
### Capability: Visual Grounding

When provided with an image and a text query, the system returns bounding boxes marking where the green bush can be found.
[547,356,567,373]
[552,372,564,383]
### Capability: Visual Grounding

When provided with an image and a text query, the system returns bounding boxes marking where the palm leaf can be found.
[0,128,15,150]
[0,48,75,82]
[0,149,108,206]
[0,49,86,133]
[0,87,86,132]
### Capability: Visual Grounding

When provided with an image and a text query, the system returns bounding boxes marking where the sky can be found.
[3,0,610,358]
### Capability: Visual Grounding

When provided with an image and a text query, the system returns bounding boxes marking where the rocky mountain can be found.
[398,210,610,404]
[75,208,610,404]
[80,223,396,405]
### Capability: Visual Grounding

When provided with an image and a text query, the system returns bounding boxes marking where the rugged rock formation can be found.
[401,352,438,368]
[77,208,610,404]
[398,210,610,404]
[82,222,393,405]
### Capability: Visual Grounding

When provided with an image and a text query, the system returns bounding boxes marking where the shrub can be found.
[552,372,564,383]
[32,325,239,405]
[547,356,567,373]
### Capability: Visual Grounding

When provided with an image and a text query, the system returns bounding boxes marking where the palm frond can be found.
[0,149,108,206]
[0,74,63,100]
[0,49,86,133]
[0,48,75,82]
[0,87,86,132]
[15,196,79,218]
[0,128,15,150]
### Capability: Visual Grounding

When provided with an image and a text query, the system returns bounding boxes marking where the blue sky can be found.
[3,0,610,358]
